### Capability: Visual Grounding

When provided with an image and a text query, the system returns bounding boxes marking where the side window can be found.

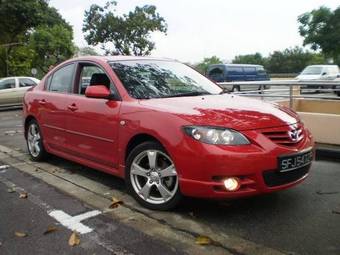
[49,64,75,93]
[243,67,256,74]
[19,78,36,87]
[0,79,16,90]
[78,65,110,95]
[227,67,243,75]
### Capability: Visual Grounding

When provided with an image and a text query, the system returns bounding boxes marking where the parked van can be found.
[207,64,269,92]
[296,65,339,81]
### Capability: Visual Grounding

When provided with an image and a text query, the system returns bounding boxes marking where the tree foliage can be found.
[0,0,74,77]
[194,56,222,74]
[83,1,167,56]
[231,47,326,73]
[298,6,340,63]
[232,53,266,66]
[75,46,100,56]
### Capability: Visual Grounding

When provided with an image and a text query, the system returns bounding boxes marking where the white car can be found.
[296,65,339,81]
[0,77,40,108]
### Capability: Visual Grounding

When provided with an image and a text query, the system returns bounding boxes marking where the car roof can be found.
[0,76,39,80]
[305,65,338,67]
[209,64,263,67]
[71,55,176,62]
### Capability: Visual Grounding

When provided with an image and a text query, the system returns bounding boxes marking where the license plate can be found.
[278,149,313,172]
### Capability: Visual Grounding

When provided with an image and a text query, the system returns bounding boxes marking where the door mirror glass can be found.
[85,85,111,99]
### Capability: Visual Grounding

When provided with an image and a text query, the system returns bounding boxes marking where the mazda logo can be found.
[288,129,301,142]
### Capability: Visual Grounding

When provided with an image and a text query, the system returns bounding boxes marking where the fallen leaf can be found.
[15,231,27,238]
[109,197,123,209]
[68,231,80,246]
[7,187,16,193]
[43,226,58,235]
[195,235,213,245]
[19,192,28,199]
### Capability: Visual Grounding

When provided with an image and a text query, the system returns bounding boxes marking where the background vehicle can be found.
[297,65,340,93]
[296,65,339,81]
[207,64,270,92]
[0,76,39,108]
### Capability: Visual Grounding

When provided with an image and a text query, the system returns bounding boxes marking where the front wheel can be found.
[125,141,182,210]
[26,119,48,161]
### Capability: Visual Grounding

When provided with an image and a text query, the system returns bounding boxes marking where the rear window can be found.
[208,67,224,81]
[49,64,75,93]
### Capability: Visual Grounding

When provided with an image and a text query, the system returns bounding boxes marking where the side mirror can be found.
[337,74,340,78]
[322,72,327,76]
[85,85,111,99]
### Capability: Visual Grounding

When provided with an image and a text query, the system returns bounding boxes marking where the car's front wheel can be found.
[26,119,48,161]
[125,141,182,210]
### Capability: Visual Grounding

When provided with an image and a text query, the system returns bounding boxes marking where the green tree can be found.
[83,1,167,56]
[0,0,74,77]
[267,47,326,73]
[298,6,340,63]
[28,25,75,76]
[232,52,266,66]
[75,46,100,56]
[194,56,222,74]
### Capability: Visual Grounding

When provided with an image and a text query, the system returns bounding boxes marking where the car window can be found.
[208,67,224,81]
[78,65,108,95]
[19,78,36,87]
[0,79,16,90]
[243,67,256,74]
[49,64,75,93]
[227,67,243,75]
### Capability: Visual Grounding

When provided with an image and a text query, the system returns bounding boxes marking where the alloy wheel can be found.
[130,150,178,205]
[27,123,41,158]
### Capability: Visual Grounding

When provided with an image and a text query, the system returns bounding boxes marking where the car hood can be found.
[138,94,299,131]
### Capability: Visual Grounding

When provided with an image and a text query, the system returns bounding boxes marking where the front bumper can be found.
[172,125,314,199]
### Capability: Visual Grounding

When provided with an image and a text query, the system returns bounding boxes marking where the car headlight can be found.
[183,126,250,145]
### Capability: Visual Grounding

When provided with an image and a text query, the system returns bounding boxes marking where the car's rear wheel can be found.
[26,119,48,161]
[125,141,182,210]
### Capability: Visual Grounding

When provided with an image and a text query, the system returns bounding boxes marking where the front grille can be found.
[263,165,310,187]
[262,124,304,147]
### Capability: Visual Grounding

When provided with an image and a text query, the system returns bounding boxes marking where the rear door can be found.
[39,63,75,152]
[0,78,17,106]
[64,62,121,170]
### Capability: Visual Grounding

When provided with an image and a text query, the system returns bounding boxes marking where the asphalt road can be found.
[0,109,340,255]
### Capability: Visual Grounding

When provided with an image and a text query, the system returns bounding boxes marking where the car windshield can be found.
[110,60,222,99]
[301,66,323,75]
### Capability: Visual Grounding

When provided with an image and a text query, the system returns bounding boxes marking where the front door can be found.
[64,63,121,170]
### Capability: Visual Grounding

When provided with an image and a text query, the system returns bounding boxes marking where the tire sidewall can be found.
[125,141,182,210]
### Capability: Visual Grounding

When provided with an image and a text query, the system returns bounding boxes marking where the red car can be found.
[23,56,314,210]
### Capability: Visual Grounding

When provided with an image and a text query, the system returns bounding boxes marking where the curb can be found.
[315,144,340,161]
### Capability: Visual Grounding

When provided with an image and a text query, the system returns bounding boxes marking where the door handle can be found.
[39,99,46,105]
[68,103,78,111]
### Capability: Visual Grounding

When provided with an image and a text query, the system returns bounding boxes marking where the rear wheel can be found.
[232,86,240,92]
[26,119,48,161]
[125,141,182,210]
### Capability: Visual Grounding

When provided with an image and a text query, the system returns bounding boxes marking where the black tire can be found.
[26,119,48,161]
[125,141,182,210]
[232,85,240,92]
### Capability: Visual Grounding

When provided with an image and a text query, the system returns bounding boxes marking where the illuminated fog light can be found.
[224,177,240,191]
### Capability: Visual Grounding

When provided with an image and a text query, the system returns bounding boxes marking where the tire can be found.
[26,119,48,161]
[232,86,240,92]
[125,141,182,210]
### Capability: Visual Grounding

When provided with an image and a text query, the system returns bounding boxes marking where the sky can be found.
[49,0,339,63]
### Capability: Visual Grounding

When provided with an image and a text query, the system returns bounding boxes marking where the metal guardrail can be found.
[217,80,340,108]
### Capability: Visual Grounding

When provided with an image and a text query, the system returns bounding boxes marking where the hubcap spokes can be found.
[27,124,41,157]
[130,150,178,204]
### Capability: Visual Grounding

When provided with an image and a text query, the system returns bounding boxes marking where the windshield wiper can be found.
[161,91,211,98]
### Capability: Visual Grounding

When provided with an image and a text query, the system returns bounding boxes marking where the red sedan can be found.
[23,56,314,210]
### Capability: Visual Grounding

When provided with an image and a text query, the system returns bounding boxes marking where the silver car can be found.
[0,77,40,108]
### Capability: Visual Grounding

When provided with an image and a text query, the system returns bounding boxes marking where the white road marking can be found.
[48,210,101,234]
[0,165,9,170]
